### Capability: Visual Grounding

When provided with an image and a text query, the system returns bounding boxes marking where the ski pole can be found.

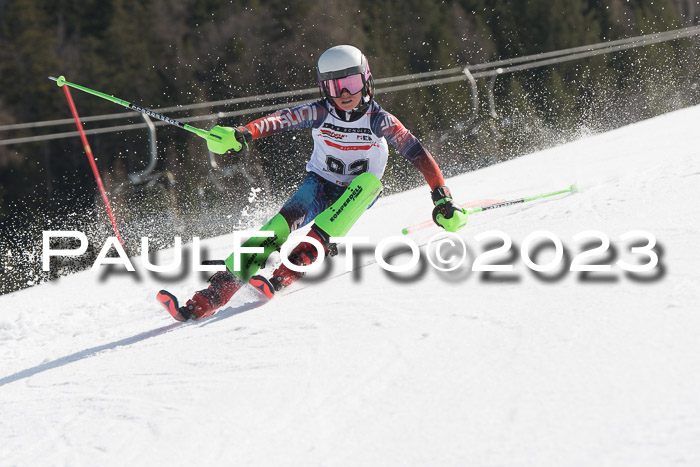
[401,184,578,235]
[466,184,578,215]
[400,198,504,235]
[48,76,244,154]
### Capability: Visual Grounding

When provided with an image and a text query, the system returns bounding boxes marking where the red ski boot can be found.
[270,225,337,292]
[183,270,243,320]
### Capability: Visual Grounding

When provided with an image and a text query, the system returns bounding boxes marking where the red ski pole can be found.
[61,84,124,247]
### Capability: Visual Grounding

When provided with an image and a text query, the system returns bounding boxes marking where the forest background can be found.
[0,0,698,293]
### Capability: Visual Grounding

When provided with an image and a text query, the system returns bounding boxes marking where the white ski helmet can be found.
[317,45,374,100]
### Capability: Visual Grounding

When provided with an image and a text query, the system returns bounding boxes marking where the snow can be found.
[2,105,700,466]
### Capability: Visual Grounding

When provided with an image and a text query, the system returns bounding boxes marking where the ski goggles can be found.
[322,74,365,97]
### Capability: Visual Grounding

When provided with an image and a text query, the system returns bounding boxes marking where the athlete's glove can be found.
[431,186,468,232]
[206,125,252,154]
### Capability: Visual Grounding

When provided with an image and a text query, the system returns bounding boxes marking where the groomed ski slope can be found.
[2,105,700,467]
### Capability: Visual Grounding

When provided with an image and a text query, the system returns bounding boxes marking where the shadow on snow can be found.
[0,297,267,388]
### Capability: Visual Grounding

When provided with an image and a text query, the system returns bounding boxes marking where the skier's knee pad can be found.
[314,173,382,238]
[225,213,291,281]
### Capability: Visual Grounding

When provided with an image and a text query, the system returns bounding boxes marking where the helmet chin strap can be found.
[329,94,370,111]
[326,96,371,122]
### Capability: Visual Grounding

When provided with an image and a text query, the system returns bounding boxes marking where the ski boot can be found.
[270,225,337,292]
[184,270,243,319]
[158,270,243,321]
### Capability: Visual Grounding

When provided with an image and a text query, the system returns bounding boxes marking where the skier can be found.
[158,45,469,321]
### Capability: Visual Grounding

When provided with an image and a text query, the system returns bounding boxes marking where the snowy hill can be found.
[2,105,700,467]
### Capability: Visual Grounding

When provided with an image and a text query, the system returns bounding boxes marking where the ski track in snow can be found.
[2,106,700,466]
